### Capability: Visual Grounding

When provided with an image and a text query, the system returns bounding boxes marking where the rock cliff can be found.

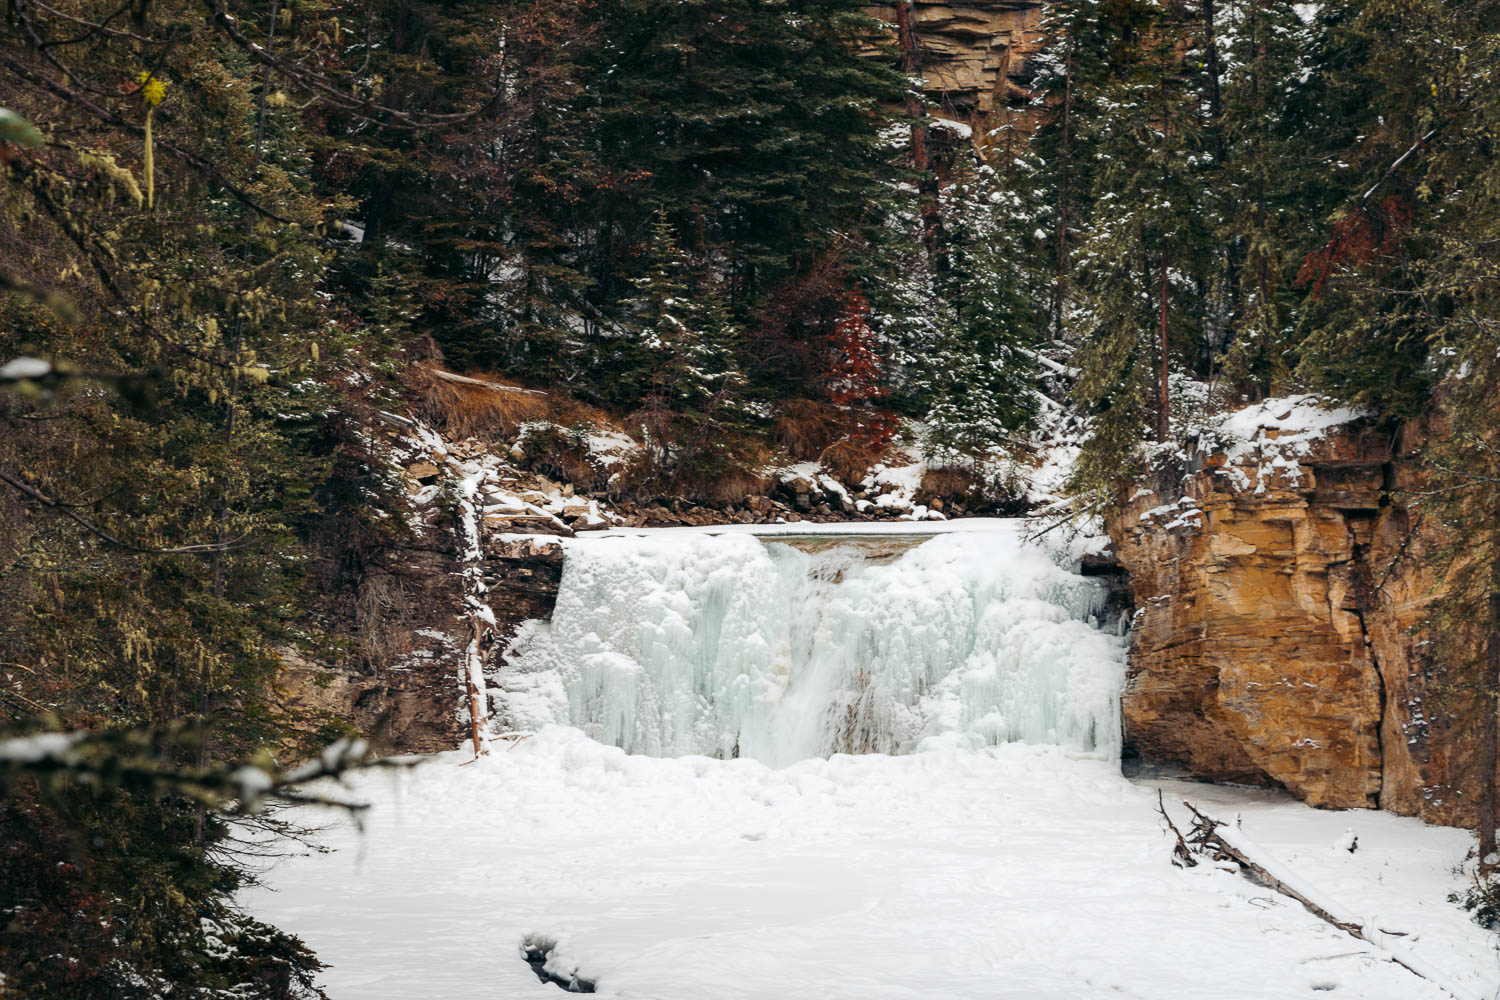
[1111,401,1479,826]
[869,1,1048,141]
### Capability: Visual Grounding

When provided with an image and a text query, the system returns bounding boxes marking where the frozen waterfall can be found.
[495,523,1126,766]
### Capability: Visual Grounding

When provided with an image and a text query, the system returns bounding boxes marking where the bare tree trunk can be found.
[1480,590,1500,871]
[1052,47,1073,337]
[464,616,491,757]
[895,3,941,259]
[1202,0,1224,165]
[1158,251,1170,442]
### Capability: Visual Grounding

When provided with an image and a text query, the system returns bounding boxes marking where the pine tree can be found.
[906,161,1042,460]
[1067,4,1214,501]
[619,214,755,482]
[1353,0,1500,878]
[1026,0,1156,337]
[1210,1,1323,398]
[0,3,417,993]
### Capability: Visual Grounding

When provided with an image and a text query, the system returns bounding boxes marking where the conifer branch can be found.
[0,468,253,555]
[0,50,289,222]
[197,0,497,131]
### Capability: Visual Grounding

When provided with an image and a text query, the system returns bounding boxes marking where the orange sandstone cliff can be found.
[1110,401,1479,825]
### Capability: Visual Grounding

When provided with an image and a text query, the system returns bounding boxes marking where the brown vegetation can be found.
[413,364,550,439]
[772,398,848,460]
[919,465,978,501]
[818,437,884,485]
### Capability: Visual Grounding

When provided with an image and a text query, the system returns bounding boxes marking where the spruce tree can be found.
[906,162,1042,460]
[1210,1,1323,399]
[1067,4,1213,501]
[619,214,755,482]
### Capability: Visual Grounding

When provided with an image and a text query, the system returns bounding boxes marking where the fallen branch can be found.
[1179,801,1483,1000]
[1016,347,1079,379]
[425,367,548,397]
[1156,789,1196,868]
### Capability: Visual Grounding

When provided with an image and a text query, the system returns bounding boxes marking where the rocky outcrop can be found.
[869,1,1048,141]
[1112,403,1479,825]
[275,537,564,755]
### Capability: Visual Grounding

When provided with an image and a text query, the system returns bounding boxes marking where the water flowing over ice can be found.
[496,523,1126,765]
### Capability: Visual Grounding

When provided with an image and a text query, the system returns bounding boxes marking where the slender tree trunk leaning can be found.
[895,2,941,258]
[1480,590,1500,871]
[1158,250,1170,442]
[1053,49,1073,336]
[464,616,491,757]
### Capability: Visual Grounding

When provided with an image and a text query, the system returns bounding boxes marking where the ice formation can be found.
[496,524,1126,765]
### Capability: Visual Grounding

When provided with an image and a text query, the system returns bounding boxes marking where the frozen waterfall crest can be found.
[494,523,1127,766]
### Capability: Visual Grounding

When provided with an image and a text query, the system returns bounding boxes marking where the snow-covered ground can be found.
[241,731,1499,1000]
[240,520,1500,999]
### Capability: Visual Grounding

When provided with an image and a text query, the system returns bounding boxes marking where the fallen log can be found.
[1182,801,1484,1000]
[425,366,548,396]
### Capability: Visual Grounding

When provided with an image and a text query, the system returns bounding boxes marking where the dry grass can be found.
[818,437,884,485]
[772,398,848,461]
[413,364,550,439]
[920,465,979,501]
[695,465,777,504]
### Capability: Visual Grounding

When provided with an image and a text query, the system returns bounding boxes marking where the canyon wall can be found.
[869,1,1049,144]
[1111,408,1480,826]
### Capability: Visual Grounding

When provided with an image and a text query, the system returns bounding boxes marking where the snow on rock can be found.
[497,521,1124,764]
[0,356,51,380]
[241,732,1492,1000]
[862,460,946,520]
[0,730,86,762]
[1190,394,1371,493]
[583,428,641,469]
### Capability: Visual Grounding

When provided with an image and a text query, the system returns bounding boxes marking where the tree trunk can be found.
[1052,47,1073,337]
[464,615,490,758]
[1202,0,1224,164]
[895,2,941,258]
[1480,590,1500,871]
[1158,250,1170,442]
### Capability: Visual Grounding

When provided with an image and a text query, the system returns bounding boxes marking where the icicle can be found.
[498,528,1127,765]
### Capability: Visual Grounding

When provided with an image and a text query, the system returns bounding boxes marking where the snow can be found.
[591,516,1050,539]
[1213,394,1368,443]
[859,459,946,519]
[584,428,641,469]
[0,356,50,380]
[0,730,85,762]
[238,518,1499,1000]
[930,117,973,139]
[1191,394,1370,493]
[1156,780,1500,1000]
[496,523,1122,764]
[241,735,1498,1000]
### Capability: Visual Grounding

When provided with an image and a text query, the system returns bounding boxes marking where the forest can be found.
[2,0,1499,996]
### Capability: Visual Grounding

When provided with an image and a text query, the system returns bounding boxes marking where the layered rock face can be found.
[869,1,1047,138]
[277,536,564,755]
[1112,407,1477,825]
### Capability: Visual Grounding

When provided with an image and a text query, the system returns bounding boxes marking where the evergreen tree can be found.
[1291,0,1451,415]
[1209,1,1322,398]
[1066,3,1214,501]
[619,214,755,482]
[0,2,421,993]
[905,162,1042,460]
[1320,0,1500,875]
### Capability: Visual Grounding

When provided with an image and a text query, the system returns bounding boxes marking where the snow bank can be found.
[241,732,1489,1000]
